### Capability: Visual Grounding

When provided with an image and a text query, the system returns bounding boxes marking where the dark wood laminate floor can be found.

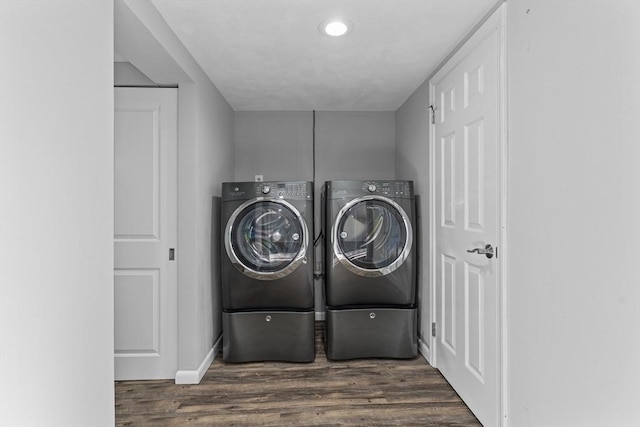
[116,323,481,426]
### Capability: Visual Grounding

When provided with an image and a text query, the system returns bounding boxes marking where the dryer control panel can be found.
[325,180,414,199]
[361,181,412,197]
[257,182,311,200]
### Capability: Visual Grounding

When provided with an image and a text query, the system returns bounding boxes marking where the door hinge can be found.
[432,322,437,337]
[169,248,175,261]
[428,105,437,124]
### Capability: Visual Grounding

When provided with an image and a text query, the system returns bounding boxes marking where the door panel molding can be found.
[114,268,160,355]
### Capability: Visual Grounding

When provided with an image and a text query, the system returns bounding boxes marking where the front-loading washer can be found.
[323,180,417,360]
[221,181,314,362]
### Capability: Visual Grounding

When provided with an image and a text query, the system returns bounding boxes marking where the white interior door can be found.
[431,8,503,427]
[114,88,177,380]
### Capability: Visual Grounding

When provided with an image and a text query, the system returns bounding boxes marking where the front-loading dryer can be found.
[324,180,416,306]
[323,180,417,360]
[221,181,314,362]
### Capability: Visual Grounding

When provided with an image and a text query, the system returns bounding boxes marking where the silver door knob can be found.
[467,244,495,259]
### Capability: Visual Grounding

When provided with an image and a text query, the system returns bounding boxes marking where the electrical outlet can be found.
[254,175,263,182]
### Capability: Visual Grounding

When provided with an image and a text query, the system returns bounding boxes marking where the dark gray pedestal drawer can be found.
[223,311,315,363]
[326,307,417,360]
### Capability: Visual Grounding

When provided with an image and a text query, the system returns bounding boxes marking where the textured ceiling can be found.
[150,0,498,111]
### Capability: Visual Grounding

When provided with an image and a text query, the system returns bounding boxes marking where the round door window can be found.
[334,196,412,276]
[227,199,307,279]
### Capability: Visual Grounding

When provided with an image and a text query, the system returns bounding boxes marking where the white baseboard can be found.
[174,334,222,385]
[315,311,325,321]
[418,337,433,366]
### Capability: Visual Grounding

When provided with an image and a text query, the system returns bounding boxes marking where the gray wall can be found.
[114,61,156,86]
[395,79,430,350]
[314,111,396,184]
[234,111,314,182]
[234,111,396,183]
[234,110,396,312]
[190,79,235,371]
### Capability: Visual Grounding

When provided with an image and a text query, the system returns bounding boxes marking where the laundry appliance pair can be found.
[220,181,315,363]
[220,179,418,363]
[323,180,418,360]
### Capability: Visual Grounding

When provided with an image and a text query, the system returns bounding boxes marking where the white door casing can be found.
[430,6,505,427]
[114,88,178,380]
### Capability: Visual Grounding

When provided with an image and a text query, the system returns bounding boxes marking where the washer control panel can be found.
[222,181,313,201]
[256,182,311,199]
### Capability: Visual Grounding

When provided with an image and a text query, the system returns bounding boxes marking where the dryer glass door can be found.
[228,200,307,279]
[335,197,412,276]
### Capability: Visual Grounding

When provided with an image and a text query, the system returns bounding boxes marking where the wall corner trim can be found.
[174,334,222,384]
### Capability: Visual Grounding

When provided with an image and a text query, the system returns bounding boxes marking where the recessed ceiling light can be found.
[319,18,353,37]
[325,21,348,36]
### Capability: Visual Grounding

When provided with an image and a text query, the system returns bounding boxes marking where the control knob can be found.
[261,186,270,194]
[367,184,377,192]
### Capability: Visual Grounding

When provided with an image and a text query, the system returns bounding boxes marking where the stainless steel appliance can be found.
[323,180,417,360]
[221,181,314,362]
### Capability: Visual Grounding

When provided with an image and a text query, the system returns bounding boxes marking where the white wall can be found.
[395,80,431,356]
[506,1,640,425]
[116,0,235,381]
[0,1,115,425]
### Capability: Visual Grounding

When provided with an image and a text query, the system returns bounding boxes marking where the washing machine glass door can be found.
[226,198,308,280]
[334,195,412,277]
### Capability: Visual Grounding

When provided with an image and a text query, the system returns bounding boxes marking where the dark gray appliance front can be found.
[324,180,417,307]
[220,181,315,363]
[221,181,314,310]
[323,180,418,360]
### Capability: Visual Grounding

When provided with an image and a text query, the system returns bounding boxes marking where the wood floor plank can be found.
[116,322,481,426]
